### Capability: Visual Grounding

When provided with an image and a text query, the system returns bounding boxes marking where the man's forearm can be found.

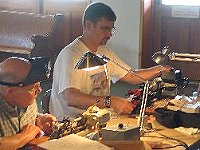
[63,88,106,109]
[0,133,29,150]
[120,65,164,84]
[134,65,163,80]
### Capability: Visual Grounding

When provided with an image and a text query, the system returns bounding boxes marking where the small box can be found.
[101,125,140,141]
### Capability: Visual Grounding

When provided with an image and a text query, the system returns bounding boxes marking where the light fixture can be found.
[75,51,150,132]
[152,46,200,103]
[152,46,200,64]
[151,46,171,65]
[75,51,107,71]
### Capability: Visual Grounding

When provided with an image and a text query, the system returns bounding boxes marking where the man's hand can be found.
[160,65,172,73]
[36,113,57,135]
[0,124,41,150]
[20,124,42,140]
[110,96,136,114]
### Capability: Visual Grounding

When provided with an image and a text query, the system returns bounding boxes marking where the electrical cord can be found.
[142,128,189,149]
[156,131,189,148]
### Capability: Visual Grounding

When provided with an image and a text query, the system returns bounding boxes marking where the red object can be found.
[127,89,142,97]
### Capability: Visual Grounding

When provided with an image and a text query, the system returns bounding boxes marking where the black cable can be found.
[142,135,188,149]
[142,129,189,149]
[152,144,186,149]
[155,131,189,148]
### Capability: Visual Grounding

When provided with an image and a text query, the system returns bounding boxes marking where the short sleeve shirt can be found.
[0,97,38,137]
[50,37,131,120]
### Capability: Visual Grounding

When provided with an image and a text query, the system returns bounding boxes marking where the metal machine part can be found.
[50,106,110,140]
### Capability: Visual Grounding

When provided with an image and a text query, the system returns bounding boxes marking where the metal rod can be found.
[170,57,200,62]
[137,81,150,131]
[169,52,200,62]
[102,55,146,83]
[102,55,149,131]
[173,53,200,58]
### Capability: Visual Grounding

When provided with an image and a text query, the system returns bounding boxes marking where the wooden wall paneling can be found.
[153,4,200,80]
[43,0,90,13]
[0,0,40,13]
[69,12,83,43]
[187,19,200,80]
[161,18,193,79]
[43,0,89,46]
[153,4,167,51]
[190,19,200,53]
[161,18,190,51]
[141,0,154,68]
[63,14,72,46]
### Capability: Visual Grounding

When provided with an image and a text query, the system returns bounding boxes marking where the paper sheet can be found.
[174,127,200,135]
[38,134,111,150]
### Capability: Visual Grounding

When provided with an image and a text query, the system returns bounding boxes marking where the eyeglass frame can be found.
[100,26,116,35]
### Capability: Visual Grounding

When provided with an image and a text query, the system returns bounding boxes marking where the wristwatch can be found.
[104,96,111,108]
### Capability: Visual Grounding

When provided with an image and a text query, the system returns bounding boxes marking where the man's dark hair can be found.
[83,2,116,25]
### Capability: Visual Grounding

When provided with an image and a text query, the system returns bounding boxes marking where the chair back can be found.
[41,89,51,114]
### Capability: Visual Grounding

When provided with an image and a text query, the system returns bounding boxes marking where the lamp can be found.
[75,51,107,71]
[152,46,200,64]
[151,46,171,65]
[152,46,200,103]
[75,51,150,131]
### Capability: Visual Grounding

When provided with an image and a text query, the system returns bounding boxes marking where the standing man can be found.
[50,2,171,120]
[0,57,56,149]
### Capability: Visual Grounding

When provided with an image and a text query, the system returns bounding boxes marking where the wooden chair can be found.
[0,10,64,67]
[41,89,51,114]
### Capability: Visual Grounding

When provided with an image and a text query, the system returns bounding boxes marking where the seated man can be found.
[0,57,56,149]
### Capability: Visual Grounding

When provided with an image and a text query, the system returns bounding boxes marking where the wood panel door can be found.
[153,4,200,80]
[141,0,155,68]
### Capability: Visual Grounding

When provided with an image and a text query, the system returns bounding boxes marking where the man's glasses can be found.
[101,26,116,35]
[24,82,41,95]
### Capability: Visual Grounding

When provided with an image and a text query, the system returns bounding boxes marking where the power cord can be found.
[142,128,189,149]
